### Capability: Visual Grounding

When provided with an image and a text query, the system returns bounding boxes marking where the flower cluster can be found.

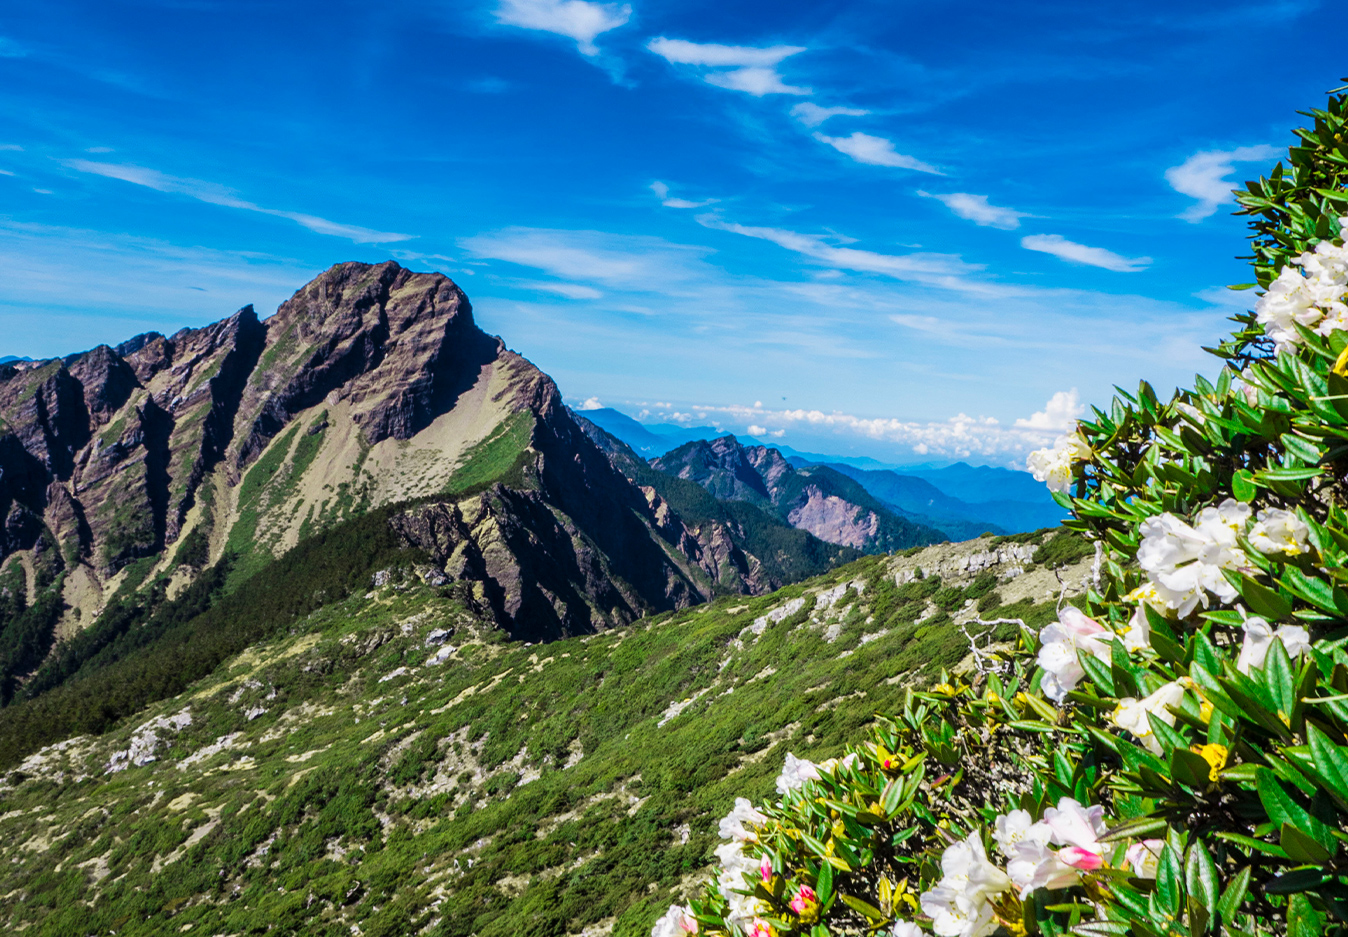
[1025,431,1090,494]
[652,101,1348,937]
[1254,225,1348,352]
[918,832,1009,937]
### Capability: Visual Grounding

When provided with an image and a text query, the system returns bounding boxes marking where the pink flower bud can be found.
[789,885,818,915]
[760,854,773,882]
[1057,846,1105,871]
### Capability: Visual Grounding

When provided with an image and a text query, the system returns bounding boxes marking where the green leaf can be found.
[1214,831,1288,858]
[1307,724,1348,802]
[1257,769,1335,851]
[1184,837,1220,914]
[1263,636,1296,718]
[1098,816,1169,843]
[1232,469,1257,502]
[838,894,885,921]
[816,859,834,906]
[1280,822,1332,863]
[1221,570,1293,620]
[1171,748,1214,789]
[1155,843,1184,918]
[1264,868,1330,895]
[1216,865,1251,925]
[1280,566,1348,615]
[1288,894,1326,937]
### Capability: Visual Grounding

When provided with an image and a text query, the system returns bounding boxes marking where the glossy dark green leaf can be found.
[1170,748,1214,789]
[1154,843,1183,918]
[1098,815,1169,843]
[1221,570,1292,620]
[838,894,884,920]
[1265,867,1330,894]
[1232,469,1257,501]
[1280,822,1332,863]
[1184,837,1219,914]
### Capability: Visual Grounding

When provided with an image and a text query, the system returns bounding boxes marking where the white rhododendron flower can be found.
[1255,232,1348,352]
[1124,840,1164,879]
[1027,431,1091,494]
[919,832,1009,937]
[1112,680,1188,754]
[714,841,764,928]
[1236,617,1312,674]
[1136,500,1251,616]
[891,924,923,937]
[1037,607,1114,703]
[995,799,1105,899]
[775,752,821,794]
[1121,604,1151,653]
[717,798,767,842]
[1248,508,1311,557]
[651,904,699,936]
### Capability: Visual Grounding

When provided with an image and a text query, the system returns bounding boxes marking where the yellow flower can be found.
[1191,743,1228,781]
[932,683,957,696]
[1198,700,1214,723]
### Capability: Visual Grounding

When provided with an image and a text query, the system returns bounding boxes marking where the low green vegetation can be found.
[0,535,1077,937]
[443,410,536,497]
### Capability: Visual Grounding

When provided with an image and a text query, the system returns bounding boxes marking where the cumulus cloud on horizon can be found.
[1165,144,1281,222]
[493,0,631,56]
[647,37,810,96]
[636,390,1086,463]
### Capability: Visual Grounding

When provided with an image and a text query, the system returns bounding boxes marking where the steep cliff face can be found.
[0,262,860,672]
[652,436,946,554]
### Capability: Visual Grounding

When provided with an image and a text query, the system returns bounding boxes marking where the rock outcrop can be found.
[652,435,944,554]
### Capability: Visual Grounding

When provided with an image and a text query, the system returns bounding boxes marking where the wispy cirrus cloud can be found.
[698,215,984,290]
[813,132,939,174]
[62,160,413,244]
[1165,144,1280,222]
[790,102,869,128]
[650,180,716,209]
[919,191,1029,230]
[461,226,715,290]
[1021,233,1150,272]
[646,37,810,96]
[493,0,631,56]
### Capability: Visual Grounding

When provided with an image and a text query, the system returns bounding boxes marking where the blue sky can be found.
[0,0,1343,466]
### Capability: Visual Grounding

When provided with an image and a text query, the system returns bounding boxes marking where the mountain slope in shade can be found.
[574,415,861,594]
[651,435,945,553]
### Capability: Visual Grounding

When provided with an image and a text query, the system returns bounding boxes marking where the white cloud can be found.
[1012,388,1084,431]
[0,169,13,177]
[649,180,716,209]
[493,0,631,56]
[1165,144,1280,222]
[0,144,22,151]
[646,37,810,96]
[646,390,1090,461]
[525,281,604,299]
[63,160,413,244]
[919,191,1028,230]
[698,215,984,290]
[813,132,939,174]
[791,102,869,128]
[1021,234,1150,272]
[577,396,604,410]
[461,226,715,289]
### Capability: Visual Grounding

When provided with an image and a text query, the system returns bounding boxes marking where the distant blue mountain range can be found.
[578,406,1064,535]
[0,356,31,365]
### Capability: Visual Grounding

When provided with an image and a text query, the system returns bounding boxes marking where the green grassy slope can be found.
[0,532,1081,937]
